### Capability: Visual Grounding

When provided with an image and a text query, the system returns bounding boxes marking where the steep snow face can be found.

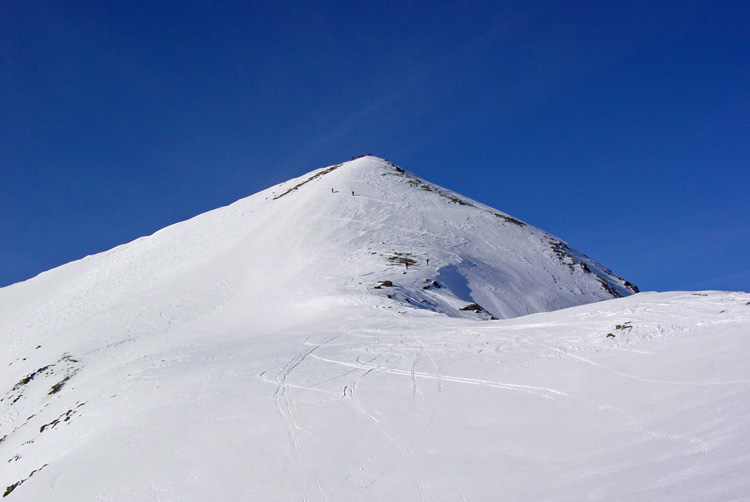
[261,156,638,320]
[0,156,636,342]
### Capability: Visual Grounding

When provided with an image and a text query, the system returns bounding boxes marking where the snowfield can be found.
[1,157,748,500]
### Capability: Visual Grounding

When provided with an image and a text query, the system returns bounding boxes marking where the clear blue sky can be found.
[2,1,748,292]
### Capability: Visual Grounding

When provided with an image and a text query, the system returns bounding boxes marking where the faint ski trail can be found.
[606,346,657,355]
[408,334,467,501]
[597,401,710,474]
[344,375,432,502]
[408,332,445,442]
[551,347,750,386]
[309,333,713,494]
[272,334,342,502]
[406,333,468,501]
[410,339,424,398]
[309,353,570,400]
[414,334,443,396]
[258,372,336,395]
[343,361,467,502]
[530,341,712,473]
[149,480,162,502]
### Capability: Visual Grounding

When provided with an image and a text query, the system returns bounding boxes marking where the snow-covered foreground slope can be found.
[2,156,747,500]
[2,290,750,501]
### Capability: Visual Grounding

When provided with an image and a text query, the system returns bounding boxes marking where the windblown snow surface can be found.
[1,156,749,500]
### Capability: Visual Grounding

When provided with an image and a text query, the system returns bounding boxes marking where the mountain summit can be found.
[2,156,636,332]
[266,155,638,319]
[261,155,638,320]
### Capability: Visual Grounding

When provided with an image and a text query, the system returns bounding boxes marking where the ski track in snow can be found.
[254,298,744,501]
[272,334,342,502]
[309,353,569,400]
[553,348,750,386]
[260,327,474,501]
[348,378,433,502]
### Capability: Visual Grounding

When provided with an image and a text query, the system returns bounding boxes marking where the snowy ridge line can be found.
[273,163,343,200]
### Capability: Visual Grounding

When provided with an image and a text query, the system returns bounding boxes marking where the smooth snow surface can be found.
[1,157,748,500]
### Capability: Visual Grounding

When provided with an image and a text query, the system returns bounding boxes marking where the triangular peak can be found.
[343,154,399,168]
[347,153,381,161]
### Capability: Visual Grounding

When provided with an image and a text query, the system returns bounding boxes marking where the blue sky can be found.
[2,1,748,292]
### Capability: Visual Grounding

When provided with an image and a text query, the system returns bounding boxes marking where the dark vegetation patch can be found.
[373,280,393,289]
[549,239,638,296]
[623,280,639,293]
[39,402,85,433]
[381,158,529,228]
[5,354,81,408]
[605,272,638,294]
[549,240,577,272]
[606,322,633,338]
[48,375,73,395]
[442,193,471,206]
[459,303,496,319]
[387,252,418,268]
[3,464,47,498]
[596,276,622,298]
[3,482,20,498]
[12,366,52,391]
[382,159,404,172]
[493,213,525,226]
[422,280,440,290]
[382,162,477,206]
[273,163,342,200]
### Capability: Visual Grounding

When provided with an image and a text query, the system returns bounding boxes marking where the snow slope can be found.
[1,156,748,500]
[0,156,636,334]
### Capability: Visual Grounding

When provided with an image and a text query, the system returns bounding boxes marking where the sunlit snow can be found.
[1,157,748,501]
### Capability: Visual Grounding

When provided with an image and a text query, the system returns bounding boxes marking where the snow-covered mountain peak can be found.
[0,156,637,343]
[3,157,750,502]
[256,155,637,319]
